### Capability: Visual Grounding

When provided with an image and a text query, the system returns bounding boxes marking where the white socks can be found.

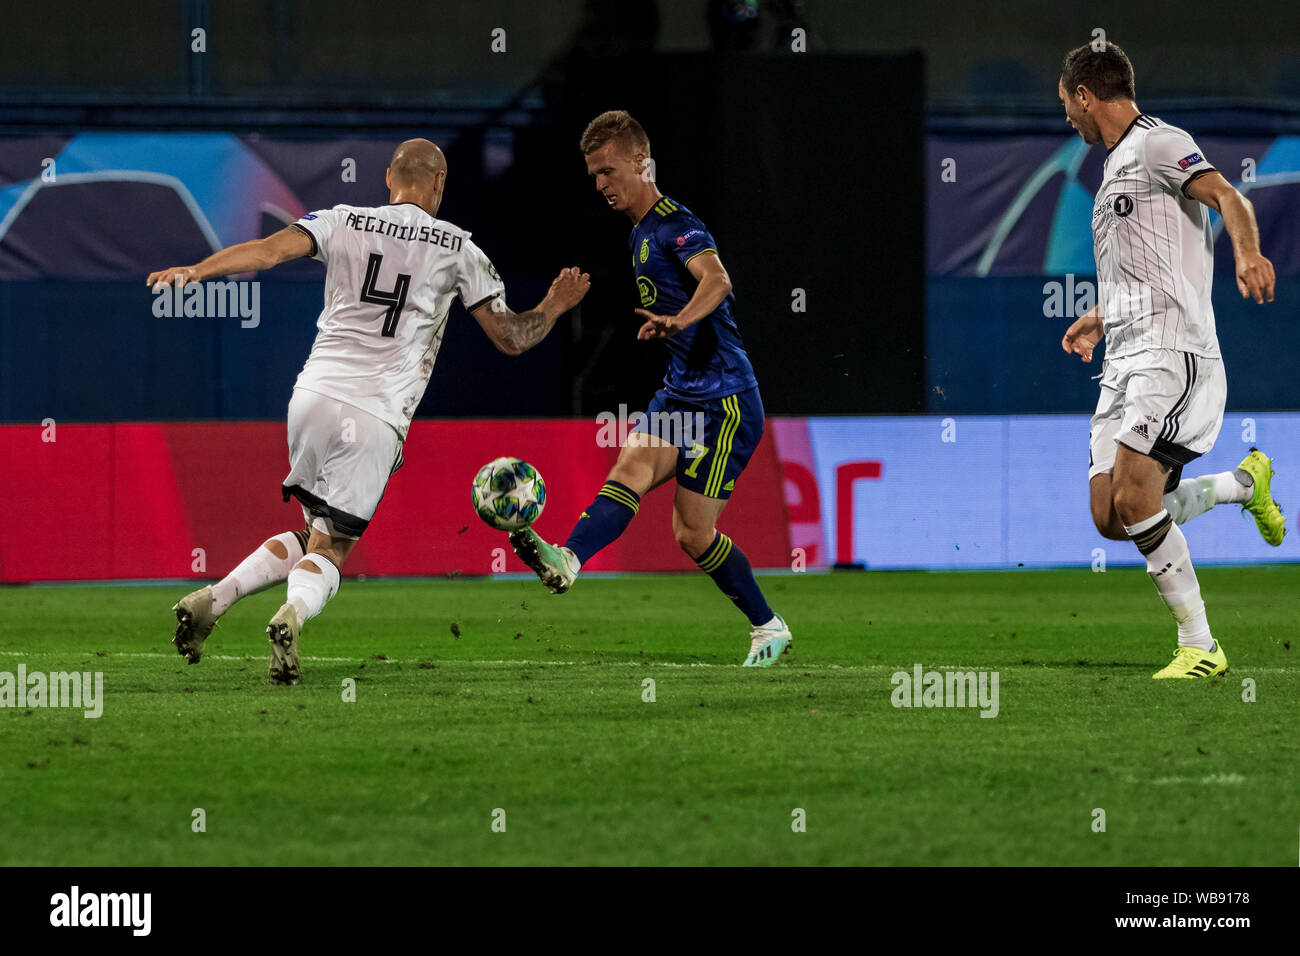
[209,532,342,629]
[287,552,340,624]
[1125,509,1214,651]
[1215,468,1253,504]
[211,531,306,616]
[1162,469,1252,525]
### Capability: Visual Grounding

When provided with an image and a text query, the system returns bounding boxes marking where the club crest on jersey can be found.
[639,238,650,263]
[1177,152,1203,170]
[637,275,657,307]
[1112,195,1134,217]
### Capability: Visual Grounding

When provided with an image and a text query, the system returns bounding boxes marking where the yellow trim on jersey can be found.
[683,247,718,265]
[705,394,741,497]
[654,198,678,216]
[598,484,640,514]
[698,533,734,573]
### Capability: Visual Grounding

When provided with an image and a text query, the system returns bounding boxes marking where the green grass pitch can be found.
[1,566,1298,866]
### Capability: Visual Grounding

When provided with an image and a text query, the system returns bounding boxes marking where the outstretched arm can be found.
[146,226,314,288]
[1185,171,1275,304]
[635,250,732,340]
[471,266,591,356]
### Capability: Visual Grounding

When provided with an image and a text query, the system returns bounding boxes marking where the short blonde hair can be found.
[579,110,650,157]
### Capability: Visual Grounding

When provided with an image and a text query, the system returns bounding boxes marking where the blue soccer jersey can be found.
[630,196,758,400]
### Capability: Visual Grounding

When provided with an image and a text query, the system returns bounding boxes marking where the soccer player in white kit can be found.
[147,139,591,684]
[1056,43,1284,679]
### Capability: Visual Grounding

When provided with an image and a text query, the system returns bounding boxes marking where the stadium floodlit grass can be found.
[1,566,1297,866]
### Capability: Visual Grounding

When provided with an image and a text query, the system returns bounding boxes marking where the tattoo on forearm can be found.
[503,309,552,351]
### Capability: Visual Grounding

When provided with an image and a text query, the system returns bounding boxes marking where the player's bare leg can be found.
[267,528,355,685]
[1097,450,1282,545]
[172,527,311,663]
[510,433,677,593]
[607,430,681,495]
[672,485,790,666]
[1110,444,1226,678]
[1088,473,1129,541]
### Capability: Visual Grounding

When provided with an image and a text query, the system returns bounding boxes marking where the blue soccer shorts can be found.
[632,385,764,500]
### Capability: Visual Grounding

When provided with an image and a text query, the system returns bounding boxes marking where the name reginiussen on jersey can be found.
[292,202,504,438]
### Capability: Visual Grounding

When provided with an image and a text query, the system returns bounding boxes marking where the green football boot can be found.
[1152,641,1228,680]
[1237,448,1285,546]
[508,528,578,594]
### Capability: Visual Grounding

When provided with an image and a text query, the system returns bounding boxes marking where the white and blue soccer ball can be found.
[472,457,546,531]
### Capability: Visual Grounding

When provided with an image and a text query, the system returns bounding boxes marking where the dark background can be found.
[0,0,1296,420]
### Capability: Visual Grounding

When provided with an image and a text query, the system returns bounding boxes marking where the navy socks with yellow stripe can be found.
[566,481,640,566]
[694,531,773,627]
[564,481,772,628]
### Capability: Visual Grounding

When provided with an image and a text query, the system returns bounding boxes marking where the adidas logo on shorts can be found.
[1131,422,1150,440]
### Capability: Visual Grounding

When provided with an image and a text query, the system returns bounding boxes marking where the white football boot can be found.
[266,603,303,685]
[172,585,220,664]
[743,614,792,667]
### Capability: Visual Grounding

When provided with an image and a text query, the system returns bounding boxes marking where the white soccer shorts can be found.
[1088,349,1226,487]
[281,387,405,540]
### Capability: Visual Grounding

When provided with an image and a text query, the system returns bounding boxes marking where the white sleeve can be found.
[1142,127,1217,197]
[292,206,348,263]
[457,237,506,311]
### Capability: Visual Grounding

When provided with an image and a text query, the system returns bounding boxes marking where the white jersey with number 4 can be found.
[1091,114,1220,360]
[291,202,505,439]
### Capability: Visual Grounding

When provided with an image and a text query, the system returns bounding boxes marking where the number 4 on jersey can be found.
[359,252,411,337]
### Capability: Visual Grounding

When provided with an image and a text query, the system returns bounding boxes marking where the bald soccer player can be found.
[148,139,590,684]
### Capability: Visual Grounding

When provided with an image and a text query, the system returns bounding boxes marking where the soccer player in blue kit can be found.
[510,110,792,667]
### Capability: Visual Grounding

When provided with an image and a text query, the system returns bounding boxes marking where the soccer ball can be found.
[471,457,546,531]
